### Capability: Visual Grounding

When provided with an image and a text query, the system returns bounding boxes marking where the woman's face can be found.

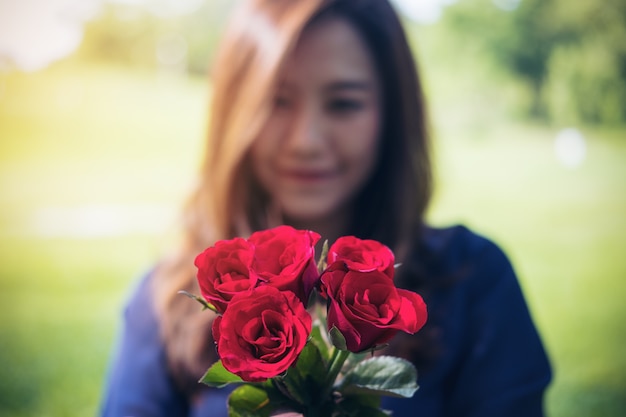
[250,16,382,225]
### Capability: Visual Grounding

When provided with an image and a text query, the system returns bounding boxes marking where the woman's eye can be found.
[274,96,291,108]
[327,99,364,114]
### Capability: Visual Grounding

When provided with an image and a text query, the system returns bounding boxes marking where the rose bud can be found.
[194,237,259,314]
[249,225,321,304]
[320,263,427,353]
[327,236,395,279]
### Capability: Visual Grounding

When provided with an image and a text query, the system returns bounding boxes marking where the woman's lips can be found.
[279,168,338,184]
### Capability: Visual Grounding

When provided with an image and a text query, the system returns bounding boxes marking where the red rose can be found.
[213,285,312,382]
[328,236,395,279]
[194,237,259,314]
[249,225,321,303]
[320,263,427,353]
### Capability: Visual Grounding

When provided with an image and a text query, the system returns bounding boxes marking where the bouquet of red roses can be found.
[185,225,427,416]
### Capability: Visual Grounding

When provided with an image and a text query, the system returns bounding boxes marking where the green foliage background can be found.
[0,0,625,416]
[437,0,626,124]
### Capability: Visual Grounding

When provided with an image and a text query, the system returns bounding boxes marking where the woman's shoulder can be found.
[121,267,160,328]
[412,224,514,290]
[421,224,504,258]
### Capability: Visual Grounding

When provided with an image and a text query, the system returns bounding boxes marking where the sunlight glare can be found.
[391,0,458,24]
[0,0,100,72]
[0,0,204,72]
[554,128,587,169]
[32,204,177,238]
[109,0,205,18]
[492,0,521,12]
[156,32,188,73]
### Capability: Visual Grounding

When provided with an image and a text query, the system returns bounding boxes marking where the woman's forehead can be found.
[278,17,379,89]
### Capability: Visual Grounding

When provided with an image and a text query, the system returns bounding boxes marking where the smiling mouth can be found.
[280,169,338,183]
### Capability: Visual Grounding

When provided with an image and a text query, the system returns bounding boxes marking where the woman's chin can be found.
[280,201,351,233]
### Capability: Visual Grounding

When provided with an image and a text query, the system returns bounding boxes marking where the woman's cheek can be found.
[337,108,380,154]
[253,113,289,157]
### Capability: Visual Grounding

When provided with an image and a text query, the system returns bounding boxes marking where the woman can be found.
[101,0,552,416]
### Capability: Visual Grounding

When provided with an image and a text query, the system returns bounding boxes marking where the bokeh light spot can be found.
[492,0,521,12]
[554,128,587,168]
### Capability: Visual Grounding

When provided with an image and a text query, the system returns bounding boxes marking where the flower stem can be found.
[322,347,351,401]
[307,407,321,417]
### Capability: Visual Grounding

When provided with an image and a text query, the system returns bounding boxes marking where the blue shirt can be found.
[100,225,551,416]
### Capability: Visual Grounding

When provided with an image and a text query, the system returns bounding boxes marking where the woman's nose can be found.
[284,105,325,155]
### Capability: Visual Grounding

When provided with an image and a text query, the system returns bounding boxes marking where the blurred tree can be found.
[545,0,626,125]
[442,0,563,119]
[440,0,626,125]
[77,6,159,68]
[75,0,234,76]
[70,0,626,125]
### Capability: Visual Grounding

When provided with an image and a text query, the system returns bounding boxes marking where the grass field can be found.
[1,61,625,417]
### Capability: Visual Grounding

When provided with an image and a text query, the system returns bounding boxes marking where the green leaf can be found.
[317,239,329,273]
[342,393,382,410]
[329,326,348,351]
[199,360,243,388]
[347,406,391,417]
[178,290,219,313]
[332,394,389,417]
[338,356,419,398]
[228,385,271,417]
[306,287,319,309]
[294,342,327,386]
[272,342,330,407]
[343,351,368,376]
[309,320,330,362]
[276,370,310,406]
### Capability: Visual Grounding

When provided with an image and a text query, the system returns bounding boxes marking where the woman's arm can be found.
[383,227,552,417]
[444,241,552,417]
[99,274,189,417]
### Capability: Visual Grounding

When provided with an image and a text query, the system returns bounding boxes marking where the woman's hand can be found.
[270,410,303,417]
